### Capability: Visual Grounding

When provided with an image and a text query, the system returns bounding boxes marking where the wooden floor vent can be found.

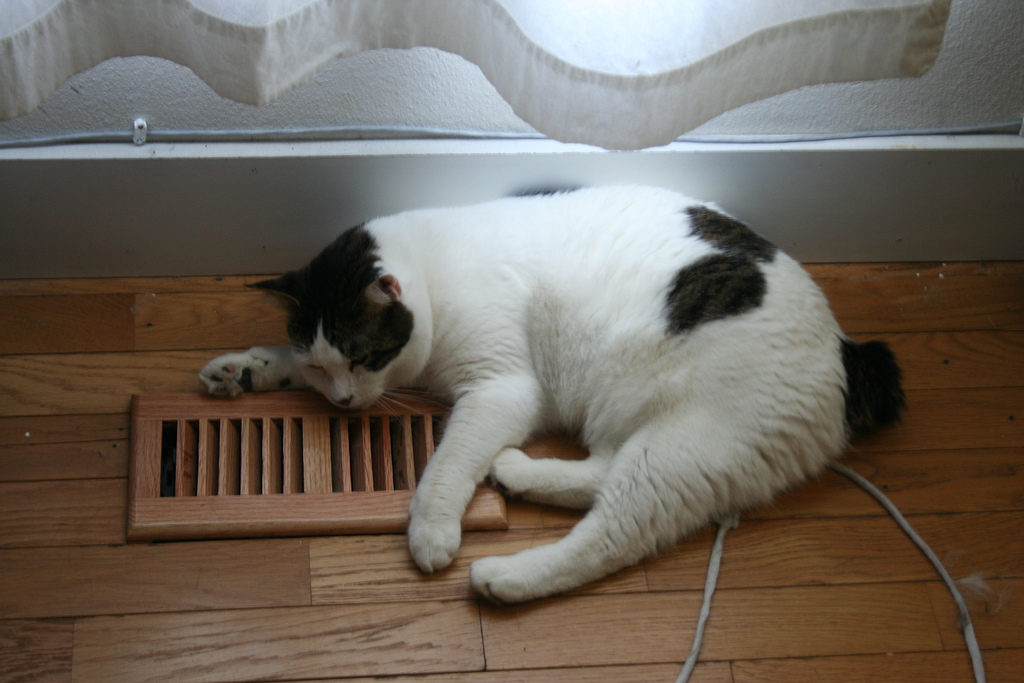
[128,391,507,541]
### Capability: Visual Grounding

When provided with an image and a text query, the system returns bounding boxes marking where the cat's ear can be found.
[248,271,304,306]
[365,274,402,305]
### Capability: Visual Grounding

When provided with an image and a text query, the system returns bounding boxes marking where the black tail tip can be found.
[841,338,906,438]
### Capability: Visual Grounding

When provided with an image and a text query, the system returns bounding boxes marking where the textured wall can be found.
[0,0,1020,144]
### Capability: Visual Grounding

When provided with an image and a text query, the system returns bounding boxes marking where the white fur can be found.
[203,186,850,603]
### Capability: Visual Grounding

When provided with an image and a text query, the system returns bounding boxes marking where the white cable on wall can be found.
[0,120,1019,150]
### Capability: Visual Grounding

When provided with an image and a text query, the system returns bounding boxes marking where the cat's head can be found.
[252,225,413,408]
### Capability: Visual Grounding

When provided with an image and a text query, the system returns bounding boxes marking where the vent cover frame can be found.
[128,391,507,541]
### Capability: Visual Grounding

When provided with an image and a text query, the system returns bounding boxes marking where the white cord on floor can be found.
[829,462,986,683]
[676,512,738,683]
[676,464,986,683]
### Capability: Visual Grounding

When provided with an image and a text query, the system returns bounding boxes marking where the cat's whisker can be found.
[378,390,415,414]
[386,387,448,411]
[368,395,393,414]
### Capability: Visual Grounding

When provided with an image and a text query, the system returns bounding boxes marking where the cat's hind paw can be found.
[487,447,533,497]
[470,554,539,605]
[199,347,292,397]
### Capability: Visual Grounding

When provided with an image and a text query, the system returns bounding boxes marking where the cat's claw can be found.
[407,515,461,573]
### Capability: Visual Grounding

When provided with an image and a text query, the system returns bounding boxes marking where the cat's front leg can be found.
[408,375,541,572]
[199,346,306,397]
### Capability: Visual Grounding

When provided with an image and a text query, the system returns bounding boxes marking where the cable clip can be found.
[133,118,148,146]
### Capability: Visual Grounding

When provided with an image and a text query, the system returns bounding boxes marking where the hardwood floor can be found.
[0,262,1021,682]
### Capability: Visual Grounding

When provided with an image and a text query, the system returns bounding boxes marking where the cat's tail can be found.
[840,337,906,438]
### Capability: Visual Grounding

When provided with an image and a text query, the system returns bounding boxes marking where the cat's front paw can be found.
[199,347,282,397]
[407,514,462,573]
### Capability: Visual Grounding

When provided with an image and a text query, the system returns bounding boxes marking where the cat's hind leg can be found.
[471,420,734,604]
[199,346,306,397]
[489,446,613,509]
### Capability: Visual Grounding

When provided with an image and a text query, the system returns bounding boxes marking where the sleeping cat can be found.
[200,185,903,604]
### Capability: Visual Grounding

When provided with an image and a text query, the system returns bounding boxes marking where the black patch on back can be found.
[664,206,776,335]
[665,253,767,334]
[841,338,906,438]
[250,224,413,370]
[686,206,776,263]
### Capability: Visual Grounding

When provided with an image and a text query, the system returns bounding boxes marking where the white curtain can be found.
[0,0,951,150]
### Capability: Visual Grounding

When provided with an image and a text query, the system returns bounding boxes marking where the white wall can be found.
[0,0,1020,143]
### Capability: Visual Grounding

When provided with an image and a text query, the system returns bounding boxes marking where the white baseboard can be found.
[1,136,1021,278]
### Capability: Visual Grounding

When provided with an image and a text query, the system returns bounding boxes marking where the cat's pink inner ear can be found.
[380,274,402,299]
[367,274,402,304]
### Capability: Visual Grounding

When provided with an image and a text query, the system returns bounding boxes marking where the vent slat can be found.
[131,419,163,499]
[196,419,218,496]
[373,416,394,492]
[262,418,283,495]
[282,418,302,494]
[302,416,332,494]
[411,416,430,482]
[218,419,240,495]
[175,419,197,497]
[240,419,261,495]
[127,391,507,541]
[331,418,352,493]
[350,416,373,492]
[394,416,415,491]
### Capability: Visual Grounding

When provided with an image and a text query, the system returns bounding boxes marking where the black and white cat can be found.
[200,185,903,603]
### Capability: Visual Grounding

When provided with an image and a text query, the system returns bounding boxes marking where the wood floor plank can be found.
[0,479,125,548]
[805,262,1024,282]
[133,291,287,351]
[930,578,1024,651]
[310,528,648,605]
[0,440,127,481]
[809,262,1024,333]
[481,583,942,669]
[332,662,730,682]
[731,649,992,683]
[903,512,1024,581]
[853,387,1023,452]
[0,619,73,683]
[505,500,585,529]
[0,414,128,446]
[71,601,483,683]
[870,330,1024,390]
[722,583,943,661]
[0,294,135,354]
[0,351,211,416]
[984,648,1024,683]
[757,448,1024,519]
[0,275,271,296]
[0,539,310,619]
[646,512,1024,592]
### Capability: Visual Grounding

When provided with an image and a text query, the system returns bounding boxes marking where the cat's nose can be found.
[334,395,353,406]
